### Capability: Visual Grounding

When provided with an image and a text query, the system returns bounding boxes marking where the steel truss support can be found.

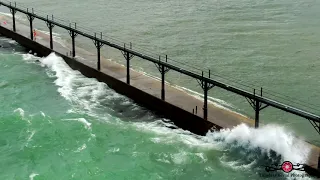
[68,23,78,58]
[45,15,55,50]
[26,10,35,40]
[120,43,134,84]
[196,71,215,120]
[92,33,104,71]
[154,55,170,100]
[308,119,320,135]
[245,88,269,128]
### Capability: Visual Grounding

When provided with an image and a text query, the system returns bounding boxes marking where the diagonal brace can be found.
[46,21,55,29]
[308,119,320,134]
[68,30,78,37]
[197,79,215,91]
[121,51,134,60]
[9,8,16,15]
[26,13,35,22]
[93,39,104,49]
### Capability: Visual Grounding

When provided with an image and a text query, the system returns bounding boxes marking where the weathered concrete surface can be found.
[0,15,319,172]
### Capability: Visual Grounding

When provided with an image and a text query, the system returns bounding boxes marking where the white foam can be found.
[75,143,87,152]
[25,130,36,147]
[172,151,188,164]
[27,130,36,142]
[29,173,39,180]
[22,53,39,61]
[8,40,17,44]
[156,158,170,164]
[62,118,91,130]
[108,147,120,153]
[195,152,207,162]
[40,111,45,117]
[134,119,220,150]
[220,157,256,171]
[206,123,311,164]
[135,119,311,174]
[37,53,133,124]
[14,108,25,118]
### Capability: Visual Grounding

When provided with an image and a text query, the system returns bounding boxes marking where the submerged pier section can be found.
[0,1,319,173]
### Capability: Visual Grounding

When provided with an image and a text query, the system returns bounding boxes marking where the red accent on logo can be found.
[281,161,293,173]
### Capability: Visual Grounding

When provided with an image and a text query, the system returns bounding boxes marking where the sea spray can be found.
[205,124,311,165]
[38,53,151,121]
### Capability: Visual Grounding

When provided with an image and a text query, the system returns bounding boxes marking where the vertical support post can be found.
[318,152,320,170]
[126,52,130,84]
[93,34,103,70]
[72,31,75,57]
[11,10,16,32]
[161,65,165,100]
[49,24,53,49]
[97,42,101,70]
[203,81,208,120]
[29,15,33,40]
[255,100,259,128]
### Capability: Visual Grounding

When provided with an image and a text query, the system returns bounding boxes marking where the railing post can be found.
[46,18,55,50]
[26,13,34,40]
[126,52,130,84]
[203,81,208,120]
[49,24,53,49]
[97,42,101,70]
[72,31,76,57]
[255,100,259,128]
[10,7,16,32]
[30,19,33,40]
[161,65,165,100]
[93,33,104,71]
[13,11,16,32]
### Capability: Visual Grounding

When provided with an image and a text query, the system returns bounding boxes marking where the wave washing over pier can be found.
[0,0,320,179]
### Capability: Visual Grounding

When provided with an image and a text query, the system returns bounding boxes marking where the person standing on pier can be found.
[33,29,37,41]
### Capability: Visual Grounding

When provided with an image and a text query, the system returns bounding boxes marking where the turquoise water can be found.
[0,0,319,179]
[0,38,313,179]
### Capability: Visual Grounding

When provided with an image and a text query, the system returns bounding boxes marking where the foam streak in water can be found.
[62,118,92,130]
[29,173,39,180]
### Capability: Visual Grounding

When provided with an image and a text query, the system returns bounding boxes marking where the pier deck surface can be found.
[0,15,318,168]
